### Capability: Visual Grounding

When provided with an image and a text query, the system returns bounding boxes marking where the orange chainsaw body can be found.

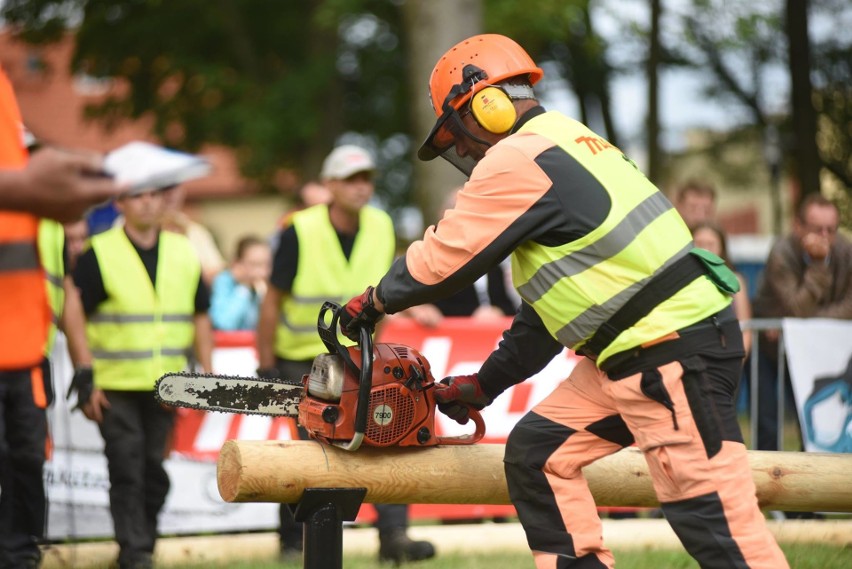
[298,341,484,448]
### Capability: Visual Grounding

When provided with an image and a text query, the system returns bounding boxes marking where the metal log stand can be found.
[291,487,367,569]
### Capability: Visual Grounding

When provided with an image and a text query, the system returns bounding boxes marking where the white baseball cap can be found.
[320,145,375,180]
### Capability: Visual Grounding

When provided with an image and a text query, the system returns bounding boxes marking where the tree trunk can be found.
[403,0,479,226]
[786,0,821,198]
[584,7,618,147]
[645,0,662,183]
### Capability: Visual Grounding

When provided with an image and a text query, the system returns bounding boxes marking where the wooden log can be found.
[217,441,852,512]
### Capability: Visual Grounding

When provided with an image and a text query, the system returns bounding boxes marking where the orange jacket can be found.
[0,66,49,370]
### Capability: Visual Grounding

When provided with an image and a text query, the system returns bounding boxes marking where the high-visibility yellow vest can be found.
[509,111,730,364]
[86,227,200,390]
[275,204,395,361]
[38,219,66,356]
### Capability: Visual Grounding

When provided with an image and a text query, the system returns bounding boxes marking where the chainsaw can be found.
[156,301,485,451]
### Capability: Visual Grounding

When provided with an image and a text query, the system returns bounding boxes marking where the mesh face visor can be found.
[417,104,484,178]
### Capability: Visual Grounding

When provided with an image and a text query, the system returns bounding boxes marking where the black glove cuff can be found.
[475,374,500,404]
[349,286,384,329]
[68,366,94,407]
[361,286,383,319]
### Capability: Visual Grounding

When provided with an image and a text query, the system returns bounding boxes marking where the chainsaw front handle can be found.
[436,405,486,445]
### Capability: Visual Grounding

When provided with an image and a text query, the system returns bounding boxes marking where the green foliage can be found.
[485,0,620,143]
[4,0,849,205]
[2,0,412,203]
[811,38,852,190]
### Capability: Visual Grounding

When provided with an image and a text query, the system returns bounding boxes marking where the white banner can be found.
[782,318,852,454]
[45,334,284,539]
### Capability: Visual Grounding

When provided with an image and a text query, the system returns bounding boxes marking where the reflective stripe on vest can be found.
[86,227,200,390]
[275,204,394,360]
[1,66,49,369]
[509,111,730,364]
[38,219,66,354]
[0,241,41,271]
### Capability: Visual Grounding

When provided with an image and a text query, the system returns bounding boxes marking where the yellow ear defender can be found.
[469,86,517,134]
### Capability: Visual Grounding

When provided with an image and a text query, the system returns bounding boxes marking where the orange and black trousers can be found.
[504,308,789,569]
[0,363,50,569]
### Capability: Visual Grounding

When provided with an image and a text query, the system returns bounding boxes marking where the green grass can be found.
[73,543,849,569]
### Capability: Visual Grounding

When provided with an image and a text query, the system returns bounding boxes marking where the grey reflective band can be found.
[555,243,693,347]
[278,312,323,334]
[518,192,674,303]
[92,349,154,360]
[89,313,193,324]
[0,241,40,272]
[45,271,64,288]
[162,347,190,356]
[92,347,189,360]
[162,314,194,323]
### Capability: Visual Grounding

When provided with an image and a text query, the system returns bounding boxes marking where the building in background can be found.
[0,30,290,253]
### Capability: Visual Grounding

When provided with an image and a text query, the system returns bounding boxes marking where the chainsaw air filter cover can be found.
[306,352,346,401]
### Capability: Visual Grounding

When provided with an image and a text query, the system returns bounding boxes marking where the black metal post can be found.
[292,487,367,569]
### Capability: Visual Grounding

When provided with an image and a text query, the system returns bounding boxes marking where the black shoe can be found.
[378,529,435,565]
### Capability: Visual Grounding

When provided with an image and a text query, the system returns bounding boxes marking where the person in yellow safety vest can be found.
[339,34,789,569]
[256,144,435,565]
[1,63,121,569]
[38,219,96,413]
[73,186,212,569]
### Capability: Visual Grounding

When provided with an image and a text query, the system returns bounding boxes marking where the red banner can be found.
[172,317,584,521]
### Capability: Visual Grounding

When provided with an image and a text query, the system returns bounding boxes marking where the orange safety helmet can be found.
[418,34,544,175]
[427,34,544,116]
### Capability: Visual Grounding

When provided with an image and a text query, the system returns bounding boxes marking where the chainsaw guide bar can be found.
[155,372,303,417]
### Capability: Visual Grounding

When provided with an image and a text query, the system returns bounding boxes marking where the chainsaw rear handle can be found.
[436,405,486,445]
[317,301,373,451]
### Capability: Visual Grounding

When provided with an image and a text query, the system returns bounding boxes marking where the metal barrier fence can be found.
[743,318,787,451]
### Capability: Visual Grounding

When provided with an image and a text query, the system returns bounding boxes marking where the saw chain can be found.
[155,371,304,417]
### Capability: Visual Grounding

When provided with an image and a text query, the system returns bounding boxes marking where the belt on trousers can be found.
[600,304,739,380]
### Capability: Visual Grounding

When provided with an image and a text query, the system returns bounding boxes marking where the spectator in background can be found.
[752,194,852,453]
[160,184,226,284]
[277,180,332,229]
[256,144,434,564]
[210,235,271,331]
[673,180,717,231]
[73,187,213,569]
[692,221,753,355]
[64,218,89,272]
[270,180,332,252]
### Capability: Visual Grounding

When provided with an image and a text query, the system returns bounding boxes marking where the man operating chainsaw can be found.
[256,144,436,564]
[339,34,788,569]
